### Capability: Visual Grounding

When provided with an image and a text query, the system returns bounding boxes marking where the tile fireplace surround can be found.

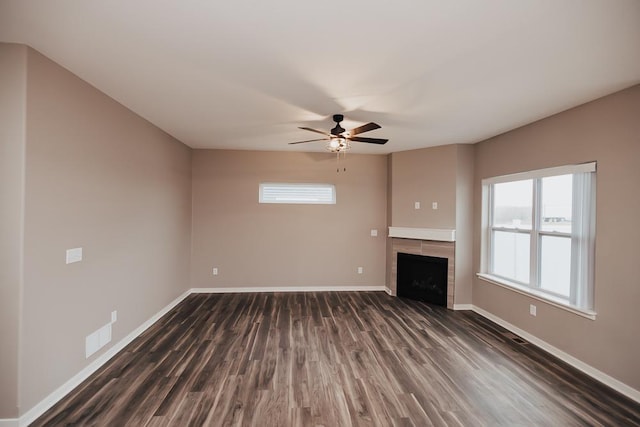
[388,227,456,309]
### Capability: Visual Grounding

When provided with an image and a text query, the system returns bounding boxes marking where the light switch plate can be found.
[432,202,438,210]
[66,247,83,264]
[370,229,378,237]
[414,202,421,210]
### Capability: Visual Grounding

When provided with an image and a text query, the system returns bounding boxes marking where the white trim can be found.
[470,305,640,404]
[388,227,456,242]
[476,273,596,320]
[453,304,473,311]
[482,162,596,185]
[192,286,386,293]
[384,287,393,295]
[17,290,191,427]
[0,419,19,427]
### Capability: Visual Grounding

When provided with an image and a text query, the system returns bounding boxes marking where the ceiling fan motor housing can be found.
[331,114,345,136]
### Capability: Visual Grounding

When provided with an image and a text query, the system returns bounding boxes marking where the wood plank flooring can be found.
[33,292,640,426]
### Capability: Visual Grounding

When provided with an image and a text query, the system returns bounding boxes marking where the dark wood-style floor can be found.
[34,292,640,426]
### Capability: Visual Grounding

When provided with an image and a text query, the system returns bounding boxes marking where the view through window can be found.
[482,163,596,311]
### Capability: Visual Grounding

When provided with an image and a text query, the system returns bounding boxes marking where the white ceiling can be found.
[1,1,639,154]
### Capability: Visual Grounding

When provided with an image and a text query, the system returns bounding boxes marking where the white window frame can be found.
[478,162,597,319]
[259,182,336,205]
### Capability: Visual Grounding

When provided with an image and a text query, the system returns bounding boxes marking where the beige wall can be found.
[454,144,474,304]
[390,144,458,229]
[18,48,192,411]
[389,144,474,304]
[473,84,640,391]
[386,155,394,288]
[191,150,387,289]
[0,43,27,420]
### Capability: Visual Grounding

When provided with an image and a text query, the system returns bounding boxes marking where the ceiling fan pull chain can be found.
[335,151,347,173]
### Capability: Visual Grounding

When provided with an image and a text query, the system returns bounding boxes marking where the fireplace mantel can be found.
[388,227,456,242]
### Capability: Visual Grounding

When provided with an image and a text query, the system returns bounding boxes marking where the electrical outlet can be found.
[357,267,363,274]
[529,304,537,316]
[212,267,218,276]
[432,202,438,210]
[414,201,421,210]
[370,229,378,237]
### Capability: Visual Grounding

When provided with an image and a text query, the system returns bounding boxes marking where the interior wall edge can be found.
[0,42,28,420]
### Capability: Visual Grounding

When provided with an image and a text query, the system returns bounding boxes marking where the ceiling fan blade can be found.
[348,136,388,145]
[299,126,330,136]
[349,122,381,136]
[288,138,328,145]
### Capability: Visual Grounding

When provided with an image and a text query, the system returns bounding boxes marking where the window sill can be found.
[476,273,597,320]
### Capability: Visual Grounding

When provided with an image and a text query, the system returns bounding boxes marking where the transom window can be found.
[259,183,336,204]
[480,163,596,313]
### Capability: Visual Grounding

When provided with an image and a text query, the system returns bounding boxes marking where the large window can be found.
[480,163,596,314]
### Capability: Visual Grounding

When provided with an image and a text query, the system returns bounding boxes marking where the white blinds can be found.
[259,183,336,204]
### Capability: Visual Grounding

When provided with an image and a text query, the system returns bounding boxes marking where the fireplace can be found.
[397,252,448,306]
[389,234,455,309]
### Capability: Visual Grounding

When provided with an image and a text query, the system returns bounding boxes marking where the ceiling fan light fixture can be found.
[326,137,349,153]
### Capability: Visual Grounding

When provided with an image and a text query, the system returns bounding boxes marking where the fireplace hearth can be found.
[397,252,448,306]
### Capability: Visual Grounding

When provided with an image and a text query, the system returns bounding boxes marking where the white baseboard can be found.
[17,290,191,427]
[384,287,392,295]
[0,419,19,427]
[192,285,387,293]
[453,304,473,310]
[471,305,640,404]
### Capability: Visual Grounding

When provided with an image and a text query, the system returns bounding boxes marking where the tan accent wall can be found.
[0,43,27,420]
[389,144,474,304]
[473,84,640,391]
[390,145,457,229]
[386,155,393,289]
[18,48,192,411]
[454,145,475,304]
[191,150,387,289]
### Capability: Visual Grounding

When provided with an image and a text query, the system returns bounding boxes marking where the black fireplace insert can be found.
[397,252,448,306]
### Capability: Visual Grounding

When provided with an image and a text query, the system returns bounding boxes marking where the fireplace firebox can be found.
[397,252,448,306]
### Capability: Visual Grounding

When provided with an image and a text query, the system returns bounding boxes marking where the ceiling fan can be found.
[289,114,388,153]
